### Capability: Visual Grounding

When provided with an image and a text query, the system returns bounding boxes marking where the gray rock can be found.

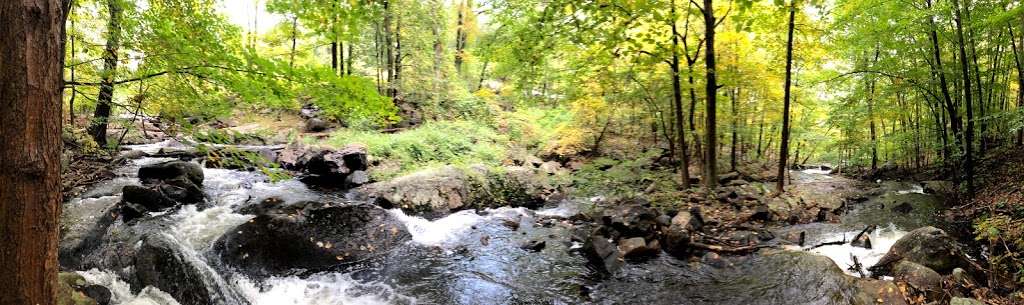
[869,226,970,275]
[215,202,410,277]
[893,260,942,298]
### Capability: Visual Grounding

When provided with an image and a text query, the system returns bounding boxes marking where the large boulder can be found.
[134,234,243,305]
[355,165,556,216]
[869,226,971,275]
[58,272,102,305]
[601,201,661,241]
[277,144,369,188]
[120,161,205,222]
[214,202,411,277]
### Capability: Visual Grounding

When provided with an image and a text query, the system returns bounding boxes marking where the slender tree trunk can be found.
[289,15,297,69]
[68,15,76,125]
[703,0,718,189]
[776,1,796,193]
[0,1,67,304]
[868,49,880,171]
[87,0,122,147]
[1011,26,1024,145]
[454,0,468,74]
[926,0,962,170]
[952,0,975,194]
[731,87,739,172]
[670,0,691,189]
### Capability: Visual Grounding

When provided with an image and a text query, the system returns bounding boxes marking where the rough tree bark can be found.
[87,0,122,147]
[0,1,68,304]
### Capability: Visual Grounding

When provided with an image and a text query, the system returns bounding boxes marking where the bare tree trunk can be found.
[1011,25,1024,146]
[0,1,67,304]
[87,0,122,147]
[776,0,796,193]
[454,0,469,74]
[702,0,718,190]
[952,0,975,194]
[731,87,739,172]
[868,49,880,171]
[290,15,297,69]
[670,0,691,189]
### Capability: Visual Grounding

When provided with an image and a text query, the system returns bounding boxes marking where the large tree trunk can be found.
[776,1,796,193]
[702,0,718,190]
[87,0,122,147]
[952,0,975,194]
[0,1,67,304]
[670,0,691,189]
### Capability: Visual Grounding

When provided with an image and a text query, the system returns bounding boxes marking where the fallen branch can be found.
[689,242,777,254]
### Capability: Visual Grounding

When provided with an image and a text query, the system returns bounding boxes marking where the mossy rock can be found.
[57,272,98,305]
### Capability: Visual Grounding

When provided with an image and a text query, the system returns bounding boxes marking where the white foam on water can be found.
[77,269,182,305]
[809,224,907,277]
[389,209,487,247]
[536,200,582,218]
[389,206,532,248]
[896,184,925,195]
[233,273,415,305]
[171,204,253,251]
[801,168,833,175]
[202,168,319,208]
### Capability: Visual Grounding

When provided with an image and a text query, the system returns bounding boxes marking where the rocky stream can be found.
[57,142,976,305]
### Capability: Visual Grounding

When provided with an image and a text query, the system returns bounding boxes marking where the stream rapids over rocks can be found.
[59,143,951,305]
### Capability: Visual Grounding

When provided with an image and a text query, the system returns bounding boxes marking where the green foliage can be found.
[976,212,1024,283]
[569,150,676,199]
[301,73,399,129]
[323,121,509,180]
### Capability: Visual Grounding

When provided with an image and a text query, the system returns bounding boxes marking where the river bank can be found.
[51,124,1004,305]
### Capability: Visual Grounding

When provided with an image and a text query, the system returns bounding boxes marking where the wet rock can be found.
[603,201,660,240]
[950,267,975,286]
[355,165,553,215]
[701,252,727,268]
[869,226,970,275]
[582,232,623,274]
[521,240,546,252]
[617,237,659,259]
[120,161,205,222]
[80,285,111,305]
[893,260,942,299]
[950,298,985,305]
[58,272,100,305]
[891,202,914,214]
[215,202,411,277]
[344,170,371,187]
[279,144,369,188]
[663,210,702,258]
[502,219,521,231]
[135,234,234,305]
[299,103,321,119]
[138,160,204,186]
[851,225,876,249]
[782,231,806,246]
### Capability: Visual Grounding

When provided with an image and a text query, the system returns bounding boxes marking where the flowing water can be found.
[62,148,947,305]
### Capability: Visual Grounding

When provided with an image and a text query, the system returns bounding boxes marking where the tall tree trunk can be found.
[702,0,718,189]
[454,0,469,74]
[868,49,880,171]
[0,1,67,304]
[776,0,796,193]
[670,0,691,189]
[926,0,962,170]
[289,15,297,69]
[1011,25,1024,146]
[952,0,975,194]
[87,0,122,147]
[731,87,739,172]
